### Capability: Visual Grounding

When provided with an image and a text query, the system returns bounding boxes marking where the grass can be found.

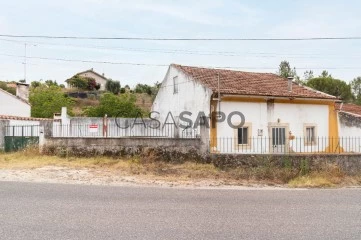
[1,148,361,188]
[289,164,361,188]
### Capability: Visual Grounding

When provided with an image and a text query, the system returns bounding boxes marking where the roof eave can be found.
[220,93,340,102]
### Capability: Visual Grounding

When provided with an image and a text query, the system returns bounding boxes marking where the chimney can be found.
[102,73,105,77]
[287,77,294,92]
[16,82,29,102]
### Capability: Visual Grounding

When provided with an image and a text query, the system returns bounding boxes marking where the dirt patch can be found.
[0,166,291,189]
[1,149,361,188]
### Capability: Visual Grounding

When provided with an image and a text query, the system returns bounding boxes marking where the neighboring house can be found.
[66,68,108,91]
[0,83,30,117]
[152,64,349,154]
[337,103,361,138]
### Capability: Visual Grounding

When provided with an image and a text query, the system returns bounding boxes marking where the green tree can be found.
[277,60,298,78]
[85,93,143,117]
[29,85,74,118]
[67,75,88,89]
[303,70,314,81]
[350,76,361,105]
[30,81,42,89]
[45,80,58,87]
[134,84,152,94]
[105,79,121,94]
[306,75,353,102]
[134,82,161,97]
[67,75,100,91]
[320,70,332,78]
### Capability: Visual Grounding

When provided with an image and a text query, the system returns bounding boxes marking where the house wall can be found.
[0,90,31,117]
[215,99,331,153]
[152,65,212,137]
[338,112,361,153]
[78,72,107,91]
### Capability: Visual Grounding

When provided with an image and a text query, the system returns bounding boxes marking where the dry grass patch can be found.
[2,149,361,187]
[288,164,361,188]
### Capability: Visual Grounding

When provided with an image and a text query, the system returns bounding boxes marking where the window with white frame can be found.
[304,124,317,145]
[173,76,178,94]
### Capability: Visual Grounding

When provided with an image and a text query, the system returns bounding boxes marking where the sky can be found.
[1,0,361,87]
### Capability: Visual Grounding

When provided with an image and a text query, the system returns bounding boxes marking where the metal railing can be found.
[211,137,361,154]
[5,125,40,137]
[52,123,199,139]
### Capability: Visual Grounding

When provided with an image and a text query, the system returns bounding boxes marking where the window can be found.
[173,76,178,94]
[237,127,249,144]
[234,123,252,149]
[304,124,317,145]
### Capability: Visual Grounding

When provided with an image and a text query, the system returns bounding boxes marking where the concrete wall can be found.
[43,137,206,160]
[0,120,9,151]
[0,89,31,117]
[44,118,210,156]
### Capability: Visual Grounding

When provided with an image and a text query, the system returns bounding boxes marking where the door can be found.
[271,127,287,153]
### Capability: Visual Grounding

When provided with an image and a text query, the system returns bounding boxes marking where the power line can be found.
[1,34,361,41]
[1,52,361,70]
[0,53,168,67]
[2,38,361,59]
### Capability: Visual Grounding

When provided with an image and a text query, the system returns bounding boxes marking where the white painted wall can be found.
[0,89,31,117]
[216,101,330,153]
[152,66,212,137]
[338,114,361,153]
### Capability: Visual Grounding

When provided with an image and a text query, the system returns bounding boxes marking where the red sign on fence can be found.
[89,124,99,133]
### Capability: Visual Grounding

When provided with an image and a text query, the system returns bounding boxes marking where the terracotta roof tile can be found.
[336,103,361,117]
[0,115,58,121]
[172,64,337,100]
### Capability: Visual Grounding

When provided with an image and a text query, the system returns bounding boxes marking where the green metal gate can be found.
[4,125,40,152]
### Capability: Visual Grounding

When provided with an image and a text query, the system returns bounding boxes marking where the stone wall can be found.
[43,137,206,163]
[210,154,361,175]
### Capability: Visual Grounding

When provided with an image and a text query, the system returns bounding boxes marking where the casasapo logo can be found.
[115,111,245,129]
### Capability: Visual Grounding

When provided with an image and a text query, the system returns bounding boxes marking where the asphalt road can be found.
[0,182,361,240]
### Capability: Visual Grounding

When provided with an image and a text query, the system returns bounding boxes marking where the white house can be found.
[337,103,361,136]
[152,64,359,154]
[0,83,31,117]
[66,68,108,91]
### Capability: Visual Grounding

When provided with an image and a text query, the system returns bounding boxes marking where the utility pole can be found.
[23,43,37,82]
[24,43,27,82]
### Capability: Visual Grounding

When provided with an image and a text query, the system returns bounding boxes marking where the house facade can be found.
[152,64,356,154]
[0,83,30,117]
[66,68,108,91]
